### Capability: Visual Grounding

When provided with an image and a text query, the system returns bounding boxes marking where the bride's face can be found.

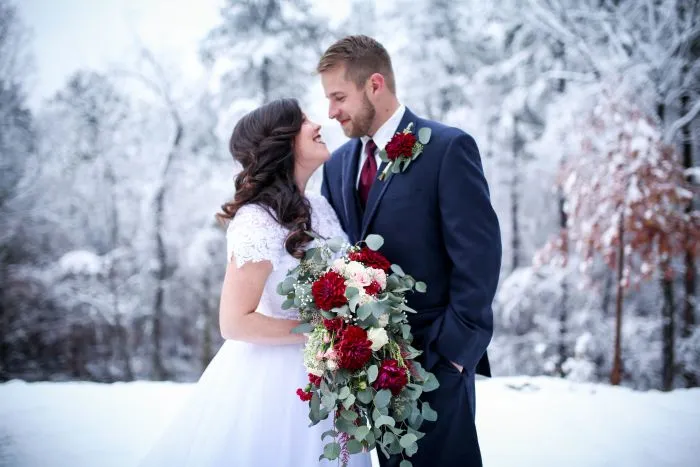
[293,114,330,170]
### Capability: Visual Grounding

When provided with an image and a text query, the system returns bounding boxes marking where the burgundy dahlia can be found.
[385,132,417,161]
[373,359,409,396]
[334,325,373,371]
[348,247,391,273]
[312,271,347,311]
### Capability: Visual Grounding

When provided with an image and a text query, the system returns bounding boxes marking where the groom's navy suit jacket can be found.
[321,108,501,377]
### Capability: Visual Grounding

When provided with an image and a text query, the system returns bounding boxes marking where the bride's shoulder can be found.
[227,203,285,237]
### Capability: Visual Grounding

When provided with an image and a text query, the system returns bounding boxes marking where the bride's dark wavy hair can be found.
[216,98,314,259]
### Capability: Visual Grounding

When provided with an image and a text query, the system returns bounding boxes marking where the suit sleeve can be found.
[321,163,333,204]
[431,132,502,373]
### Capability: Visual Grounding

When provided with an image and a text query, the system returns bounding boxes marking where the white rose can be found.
[345,262,371,286]
[326,359,338,371]
[377,314,390,328]
[367,327,389,351]
[332,259,346,274]
[371,268,387,290]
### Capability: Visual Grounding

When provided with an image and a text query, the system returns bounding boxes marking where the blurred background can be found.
[1,0,698,393]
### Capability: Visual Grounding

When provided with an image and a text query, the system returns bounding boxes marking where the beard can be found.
[344,92,376,138]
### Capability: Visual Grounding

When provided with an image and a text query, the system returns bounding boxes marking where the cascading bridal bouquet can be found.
[277,234,439,467]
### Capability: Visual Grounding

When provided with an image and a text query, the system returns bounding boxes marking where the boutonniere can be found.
[378,122,432,181]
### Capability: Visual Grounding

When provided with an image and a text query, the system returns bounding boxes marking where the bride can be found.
[137,98,372,467]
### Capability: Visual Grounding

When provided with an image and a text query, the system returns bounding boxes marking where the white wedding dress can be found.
[137,193,372,467]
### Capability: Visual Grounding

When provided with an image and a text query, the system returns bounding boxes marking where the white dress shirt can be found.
[356,104,406,188]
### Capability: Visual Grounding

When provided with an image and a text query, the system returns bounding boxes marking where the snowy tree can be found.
[200,0,333,107]
[0,0,36,379]
[538,86,698,386]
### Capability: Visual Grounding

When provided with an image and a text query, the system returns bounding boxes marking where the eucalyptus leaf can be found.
[338,386,351,400]
[323,442,341,460]
[391,162,402,174]
[321,430,338,441]
[415,281,427,293]
[421,401,438,422]
[342,394,356,410]
[357,388,374,404]
[356,303,373,320]
[365,234,384,251]
[378,149,390,163]
[422,372,440,392]
[340,409,359,422]
[355,425,371,441]
[281,298,294,310]
[332,305,350,317]
[367,365,379,383]
[400,461,413,467]
[321,310,336,319]
[291,322,314,334]
[400,433,418,449]
[347,439,363,454]
[326,236,345,252]
[405,441,418,457]
[335,417,355,435]
[375,415,395,428]
[390,264,405,276]
[418,127,431,144]
[345,287,360,299]
[374,389,392,408]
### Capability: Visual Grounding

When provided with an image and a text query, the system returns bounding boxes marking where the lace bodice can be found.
[225,192,347,319]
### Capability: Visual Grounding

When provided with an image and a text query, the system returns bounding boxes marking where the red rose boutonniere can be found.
[378,122,432,181]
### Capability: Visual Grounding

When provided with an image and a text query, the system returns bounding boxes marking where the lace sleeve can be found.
[226,204,287,269]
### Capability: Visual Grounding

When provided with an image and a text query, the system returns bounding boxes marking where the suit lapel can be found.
[342,139,363,243]
[360,108,419,240]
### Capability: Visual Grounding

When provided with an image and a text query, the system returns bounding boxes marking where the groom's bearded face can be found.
[322,65,377,138]
[344,92,376,138]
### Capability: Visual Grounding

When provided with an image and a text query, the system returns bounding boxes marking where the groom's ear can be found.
[367,73,386,95]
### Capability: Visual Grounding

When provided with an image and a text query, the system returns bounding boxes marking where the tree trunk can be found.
[151,116,184,380]
[556,189,568,377]
[661,261,676,390]
[105,163,133,381]
[680,94,697,387]
[511,116,520,272]
[657,102,676,390]
[611,213,625,386]
[261,57,271,104]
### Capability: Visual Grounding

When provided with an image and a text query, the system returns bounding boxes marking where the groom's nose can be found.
[328,103,340,120]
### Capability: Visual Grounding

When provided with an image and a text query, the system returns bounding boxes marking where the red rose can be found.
[308,374,322,387]
[334,325,373,371]
[348,247,391,272]
[296,388,313,401]
[323,318,344,333]
[385,132,417,161]
[312,271,348,311]
[364,281,382,296]
[373,359,409,396]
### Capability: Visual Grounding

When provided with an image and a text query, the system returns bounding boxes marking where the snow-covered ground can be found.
[1,376,698,467]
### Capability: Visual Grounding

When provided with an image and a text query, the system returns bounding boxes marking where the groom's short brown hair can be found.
[317,35,396,94]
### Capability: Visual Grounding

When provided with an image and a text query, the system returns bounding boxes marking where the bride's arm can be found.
[219,256,305,345]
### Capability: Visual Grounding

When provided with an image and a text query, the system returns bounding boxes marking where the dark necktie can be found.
[358,139,377,208]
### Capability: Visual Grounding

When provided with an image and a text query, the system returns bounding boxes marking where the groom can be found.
[318,36,502,466]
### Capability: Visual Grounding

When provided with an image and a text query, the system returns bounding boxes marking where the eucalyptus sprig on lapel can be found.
[377,122,432,181]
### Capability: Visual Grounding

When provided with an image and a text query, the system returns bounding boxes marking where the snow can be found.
[1,377,698,467]
[57,250,103,277]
